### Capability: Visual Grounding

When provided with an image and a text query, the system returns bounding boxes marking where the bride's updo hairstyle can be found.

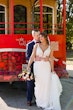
[40,32,49,45]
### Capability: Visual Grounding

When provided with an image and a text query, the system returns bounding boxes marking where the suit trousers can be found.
[26,80,34,102]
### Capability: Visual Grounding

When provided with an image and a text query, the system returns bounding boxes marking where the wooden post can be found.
[9,0,14,34]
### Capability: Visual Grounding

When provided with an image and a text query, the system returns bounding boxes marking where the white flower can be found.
[17,69,34,81]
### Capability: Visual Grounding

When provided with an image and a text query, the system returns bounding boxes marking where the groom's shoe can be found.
[27,101,32,106]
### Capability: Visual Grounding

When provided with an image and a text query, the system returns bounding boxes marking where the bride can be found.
[27,32,62,110]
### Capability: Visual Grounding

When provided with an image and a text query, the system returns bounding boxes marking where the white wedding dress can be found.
[33,44,62,110]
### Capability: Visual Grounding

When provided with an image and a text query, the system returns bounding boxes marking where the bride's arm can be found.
[49,47,55,72]
[27,44,37,70]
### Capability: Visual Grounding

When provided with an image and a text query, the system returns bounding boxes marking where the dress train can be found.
[43,72,62,110]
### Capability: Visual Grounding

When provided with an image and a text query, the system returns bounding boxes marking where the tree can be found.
[66,0,73,49]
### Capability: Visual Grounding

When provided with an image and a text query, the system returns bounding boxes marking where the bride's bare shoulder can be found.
[50,42,56,51]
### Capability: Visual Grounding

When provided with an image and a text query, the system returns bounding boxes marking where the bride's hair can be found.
[40,32,49,45]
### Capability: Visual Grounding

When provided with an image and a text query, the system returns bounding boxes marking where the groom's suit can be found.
[26,40,35,103]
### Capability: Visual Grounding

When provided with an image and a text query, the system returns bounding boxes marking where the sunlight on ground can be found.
[0,97,7,106]
[66,64,73,77]
[66,60,73,65]
[66,65,73,71]
[0,97,28,110]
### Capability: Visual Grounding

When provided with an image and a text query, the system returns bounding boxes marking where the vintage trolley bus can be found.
[0,0,68,82]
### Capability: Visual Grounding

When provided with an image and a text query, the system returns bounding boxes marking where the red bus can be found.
[0,0,68,82]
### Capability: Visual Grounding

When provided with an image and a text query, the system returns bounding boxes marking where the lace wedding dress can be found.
[33,44,62,110]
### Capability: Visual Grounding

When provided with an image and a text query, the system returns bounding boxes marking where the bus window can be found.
[0,5,5,34]
[14,5,27,34]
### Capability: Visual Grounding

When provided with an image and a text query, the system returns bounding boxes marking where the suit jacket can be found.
[26,40,35,72]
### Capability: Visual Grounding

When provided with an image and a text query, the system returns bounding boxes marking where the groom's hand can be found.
[35,56,42,61]
[44,56,50,61]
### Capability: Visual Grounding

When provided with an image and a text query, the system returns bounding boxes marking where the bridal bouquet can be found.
[17,69,34,81]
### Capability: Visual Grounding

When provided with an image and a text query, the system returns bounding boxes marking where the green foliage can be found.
[57,0,73,49]
[66,0,73,49]
[66,22,73,41]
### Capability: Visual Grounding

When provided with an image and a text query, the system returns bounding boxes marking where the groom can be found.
[26,29,40,106]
